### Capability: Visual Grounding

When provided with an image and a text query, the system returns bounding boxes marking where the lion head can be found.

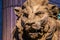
[13,0,59,40]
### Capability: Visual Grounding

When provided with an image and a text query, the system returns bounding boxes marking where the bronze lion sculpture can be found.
[12,0,60,40]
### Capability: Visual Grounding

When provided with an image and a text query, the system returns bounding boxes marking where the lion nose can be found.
[25,22,35,26]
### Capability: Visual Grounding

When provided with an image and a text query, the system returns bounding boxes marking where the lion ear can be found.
[14,7,22,17]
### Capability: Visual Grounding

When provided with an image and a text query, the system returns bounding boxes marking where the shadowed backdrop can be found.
[0,0,2,40]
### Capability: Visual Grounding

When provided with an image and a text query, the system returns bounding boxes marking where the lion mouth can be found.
[23,25,44,39]
[24,23,44,37]
[22,20,47,39]
[21,20,46,33]
[23,27,43,39]
[29,27,43,33]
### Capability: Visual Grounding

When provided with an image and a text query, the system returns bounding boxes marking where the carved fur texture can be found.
[12,0,60,40]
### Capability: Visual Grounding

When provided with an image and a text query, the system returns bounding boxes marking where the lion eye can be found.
[23,13,29,18]
[35,11,42,15]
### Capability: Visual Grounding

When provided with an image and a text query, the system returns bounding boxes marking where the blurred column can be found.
[3,0,26,40]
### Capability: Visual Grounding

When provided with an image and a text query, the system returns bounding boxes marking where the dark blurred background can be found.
[49,0,60,8]
[0,0,2,40]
